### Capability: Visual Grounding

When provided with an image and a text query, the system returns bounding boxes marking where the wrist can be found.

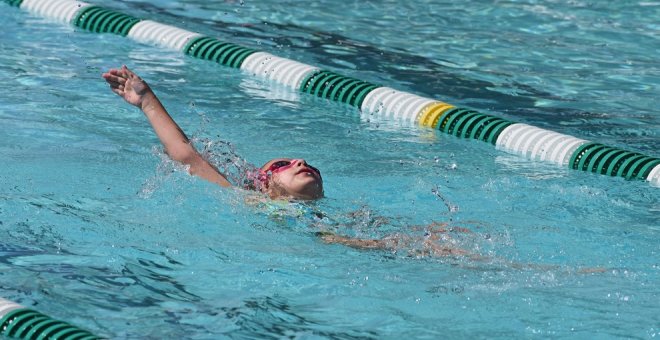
[139,91,158,112]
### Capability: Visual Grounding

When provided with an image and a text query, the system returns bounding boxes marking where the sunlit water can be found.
[1,0,658,338]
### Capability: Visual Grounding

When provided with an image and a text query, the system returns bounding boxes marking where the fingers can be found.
[122,65,139,80]
[103,66,144,102]
[103,68,125,77]
[102,73,127,87]
[110,88,124,97]
[102,68,128,91]
[102,66,135,81]
[104,78,123,90]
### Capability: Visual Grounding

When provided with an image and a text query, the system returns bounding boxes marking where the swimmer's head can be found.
[257,158,324,200]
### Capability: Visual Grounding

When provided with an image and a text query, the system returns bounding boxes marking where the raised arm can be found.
[102,66,231,187]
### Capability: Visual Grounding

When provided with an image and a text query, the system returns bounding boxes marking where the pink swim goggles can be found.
[267,159,322,178]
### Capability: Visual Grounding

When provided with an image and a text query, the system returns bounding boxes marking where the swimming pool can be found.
[1,0,659,338]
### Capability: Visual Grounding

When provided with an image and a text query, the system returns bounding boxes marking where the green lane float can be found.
[73,6,140,36]
[3,0,659,186]
[0,297,102,340]
[301,70,380,108]
[438,108,515,144]
[184,36,257,68]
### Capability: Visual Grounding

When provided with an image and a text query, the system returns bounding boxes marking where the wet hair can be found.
[242,169,267,191]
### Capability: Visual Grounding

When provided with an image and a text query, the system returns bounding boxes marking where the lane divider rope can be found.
[0,297,102,340]
[4,0,659,186]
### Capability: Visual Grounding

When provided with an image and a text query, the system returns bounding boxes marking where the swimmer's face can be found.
[261,158,324,200]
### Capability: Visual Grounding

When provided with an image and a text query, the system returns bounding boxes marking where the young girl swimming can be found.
[102,66,324,201]
[100,65,517,261]
[101,67,607,273]
[102,65,472,257]
[100,66,609,273]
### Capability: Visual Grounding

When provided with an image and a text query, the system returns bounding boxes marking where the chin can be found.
[292,186,324,200]
[297,193,323,201]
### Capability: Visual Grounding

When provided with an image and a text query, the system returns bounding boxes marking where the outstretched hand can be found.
[102,65,153,109]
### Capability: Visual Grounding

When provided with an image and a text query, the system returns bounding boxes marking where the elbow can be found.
[175,152,206,176]
[164,146,197,165]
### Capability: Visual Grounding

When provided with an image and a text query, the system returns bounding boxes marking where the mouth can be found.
[297,168,319,178]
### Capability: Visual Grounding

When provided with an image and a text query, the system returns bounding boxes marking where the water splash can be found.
[197,138,261,187]
[431,185,459,215]
[138,146,180,198]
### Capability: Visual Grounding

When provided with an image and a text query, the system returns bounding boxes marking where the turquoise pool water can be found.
[1,0,659,338]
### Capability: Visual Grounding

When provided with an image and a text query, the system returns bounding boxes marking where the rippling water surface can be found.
[1,0,658,338]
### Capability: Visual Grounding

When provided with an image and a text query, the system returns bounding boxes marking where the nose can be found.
[293,159,307,167]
